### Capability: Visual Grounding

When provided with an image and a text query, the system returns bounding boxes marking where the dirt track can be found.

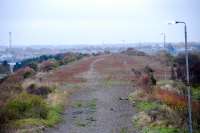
[46,55,138,133]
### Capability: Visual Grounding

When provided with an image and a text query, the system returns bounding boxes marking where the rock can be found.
[119,97,128,100]
[148,110,159,121]
[110,108,115,111]
[72,110,83,115]
[86,117,96,121]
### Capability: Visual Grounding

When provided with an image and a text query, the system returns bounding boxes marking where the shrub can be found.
[39,60,58,72]
[63,54,77,64]
[26,84,53,98]
[4,93,48,121]
[28,62,38,71]
[23,71,33,79]
[153,88,200,130]
[133,66,156,92]
[174,52,200,85]
[192,86,200,100]
[15,67,35,79]
[153,89,187,111]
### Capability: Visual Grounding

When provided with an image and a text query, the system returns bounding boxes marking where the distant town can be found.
[0,42,200,63]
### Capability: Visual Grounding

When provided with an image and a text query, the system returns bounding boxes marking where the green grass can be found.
[11,118,45,127]
[157,80,174,86]
[102,79,128,88]
[3,90,67,130]
[62,82,81,90]
[5,92,48,120]
[136,101,161,111]
[44,105,63,127]
[120,127,128,133]
[142,127,184,133]
[86,99,97,111]
[11,104,63,128]
[192,86,200,100]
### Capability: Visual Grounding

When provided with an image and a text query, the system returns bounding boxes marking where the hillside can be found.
[0,52,199,133]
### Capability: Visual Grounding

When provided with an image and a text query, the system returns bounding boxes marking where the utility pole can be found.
[9,32,12,50]
[160,32,166,49]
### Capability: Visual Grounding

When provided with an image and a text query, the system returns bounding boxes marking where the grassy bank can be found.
[1,87,70,132]
[129,89,187,133]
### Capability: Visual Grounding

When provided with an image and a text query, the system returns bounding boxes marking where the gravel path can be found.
[46,57,138,133]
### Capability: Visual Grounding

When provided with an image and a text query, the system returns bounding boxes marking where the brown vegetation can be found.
[44,57,97,83]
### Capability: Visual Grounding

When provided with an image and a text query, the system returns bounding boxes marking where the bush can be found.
[15,67,35,79]
[23,71,33,79]
[26,84,53,98]
[192,86,200,100]
[39,60,58,72]
[4,93,48,121]
[44,105,63,127]
[174,52,200,85]
[153,89,187,111]
[28,62,38,71]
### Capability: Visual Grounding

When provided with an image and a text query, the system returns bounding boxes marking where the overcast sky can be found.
[0,0,199,45]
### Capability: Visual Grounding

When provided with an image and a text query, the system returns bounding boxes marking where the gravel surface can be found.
[46,57,138,133]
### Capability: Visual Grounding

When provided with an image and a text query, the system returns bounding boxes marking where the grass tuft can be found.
[136,101,161,111]
[142,126,184,133]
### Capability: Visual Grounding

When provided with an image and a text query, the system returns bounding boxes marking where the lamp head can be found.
[168,21,177,25]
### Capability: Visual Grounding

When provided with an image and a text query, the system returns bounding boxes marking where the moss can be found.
[120,127,128,133]
[44,105,63,127]
[192,86,200,100]
[136,101,161,111]
[142,127,183,133]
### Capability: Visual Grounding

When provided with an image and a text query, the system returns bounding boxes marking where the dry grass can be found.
[95,54,170,82]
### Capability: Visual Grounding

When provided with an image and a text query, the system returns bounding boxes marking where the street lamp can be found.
[168,21,193,133]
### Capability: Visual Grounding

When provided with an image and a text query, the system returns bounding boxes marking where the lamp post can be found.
[168,21,192,133]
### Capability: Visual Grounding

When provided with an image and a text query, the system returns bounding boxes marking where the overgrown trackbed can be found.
[46,54,165,133]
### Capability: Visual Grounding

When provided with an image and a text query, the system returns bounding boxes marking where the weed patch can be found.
[102,79,128,88]
[142,126,183,133]
[44,105,63,127]
[5,93,48,121]
[136,101,161,111]
[120,127,128,133]
[192,86,200,100]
